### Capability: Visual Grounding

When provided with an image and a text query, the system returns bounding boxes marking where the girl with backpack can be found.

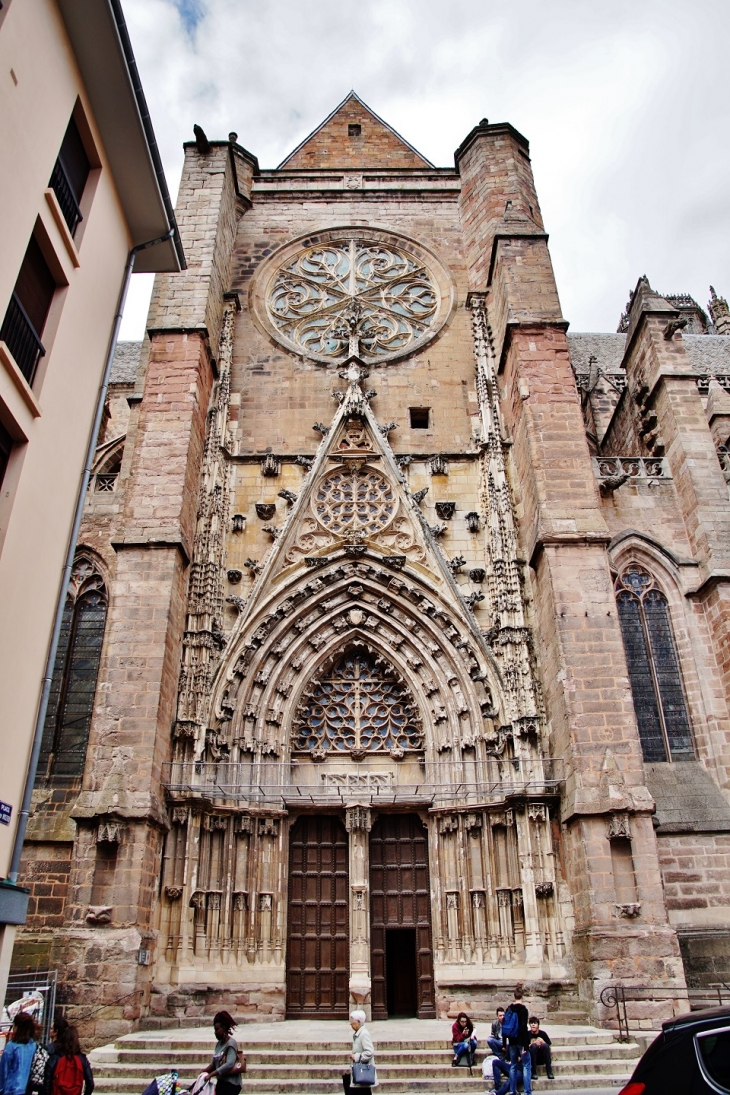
[47,1026,94,1095]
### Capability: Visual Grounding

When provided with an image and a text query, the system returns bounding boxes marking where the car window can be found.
[697,1028,730,1093]
[635,1030,696,1089]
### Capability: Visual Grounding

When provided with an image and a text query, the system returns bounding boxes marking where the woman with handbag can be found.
[342,1010,377,1095]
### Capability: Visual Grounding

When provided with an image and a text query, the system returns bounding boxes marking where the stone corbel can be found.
[616,902,641,918]
[96,820,122,844]
[85,905,112,924]
[345,805,373,832]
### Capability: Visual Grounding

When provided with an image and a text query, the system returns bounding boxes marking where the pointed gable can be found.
[279,92,432,170]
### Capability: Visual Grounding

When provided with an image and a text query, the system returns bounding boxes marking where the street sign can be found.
[0,801,12,825]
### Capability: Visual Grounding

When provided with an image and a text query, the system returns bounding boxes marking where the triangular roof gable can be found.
[279,91,433,170]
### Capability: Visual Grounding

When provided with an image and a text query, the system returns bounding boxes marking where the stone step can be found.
[89,1077,633,1095]
[91,1058,636,1082]
[112,1033,616,1051]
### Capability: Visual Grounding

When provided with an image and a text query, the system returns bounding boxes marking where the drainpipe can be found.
[7,229,174,886]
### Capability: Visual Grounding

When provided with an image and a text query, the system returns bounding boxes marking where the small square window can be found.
[348,124,362,137]
[410,407,430,429]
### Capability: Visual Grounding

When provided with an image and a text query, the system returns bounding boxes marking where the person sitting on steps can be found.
[487,1008,506,1058]
[527,1017,554,1081]
[451,1012,478,1066]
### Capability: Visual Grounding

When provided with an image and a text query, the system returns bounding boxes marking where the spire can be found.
[709,286,730,335]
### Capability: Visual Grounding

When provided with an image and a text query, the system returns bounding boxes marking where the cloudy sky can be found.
[119,0,730,340]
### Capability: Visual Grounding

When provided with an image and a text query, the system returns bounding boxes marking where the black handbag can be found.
[352,1061,376,1085]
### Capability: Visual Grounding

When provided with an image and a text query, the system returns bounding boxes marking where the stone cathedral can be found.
[14,94,730,1040]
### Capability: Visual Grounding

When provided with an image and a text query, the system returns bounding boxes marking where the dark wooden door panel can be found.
[286,814,350,1018]
[369,813,436,1019]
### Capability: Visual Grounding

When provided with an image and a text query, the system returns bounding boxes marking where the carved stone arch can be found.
[68,548,108,603]
[210,560,506,763]
[92,434,126,475]
[291,639,424,760]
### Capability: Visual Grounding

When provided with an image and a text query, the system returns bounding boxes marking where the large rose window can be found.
[266,237,441,363]
[314,465,395,536]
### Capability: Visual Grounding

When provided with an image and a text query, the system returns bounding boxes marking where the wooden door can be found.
[286,814,349,1018]
[369,813,436,1018]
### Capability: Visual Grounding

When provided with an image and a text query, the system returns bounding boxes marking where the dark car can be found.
[619,1006,730,1094]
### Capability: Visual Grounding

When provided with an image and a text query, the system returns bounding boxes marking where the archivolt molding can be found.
[208,554,506,763]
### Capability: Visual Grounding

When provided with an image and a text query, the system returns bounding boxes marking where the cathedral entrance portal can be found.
[286,815,350,1018]
[370,814,436,1019]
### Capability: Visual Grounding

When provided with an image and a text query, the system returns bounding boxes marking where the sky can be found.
[119,0,730,340]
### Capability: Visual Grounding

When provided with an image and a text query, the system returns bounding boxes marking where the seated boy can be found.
[527,1016,554,1080]
[487,1008,505,1058]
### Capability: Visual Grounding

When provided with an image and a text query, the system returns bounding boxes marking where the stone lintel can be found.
[528,530,612,569]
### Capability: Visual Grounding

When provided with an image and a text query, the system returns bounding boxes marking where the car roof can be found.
[663,1005,730,1032]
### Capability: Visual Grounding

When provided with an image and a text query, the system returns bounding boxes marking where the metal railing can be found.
[49,158,83,237]
[600,982,730,1041]
[163,756,564,808]
[3,970,57,1044]
[0,293,44,385]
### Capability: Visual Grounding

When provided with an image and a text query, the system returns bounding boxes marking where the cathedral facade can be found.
[14,94,730,1041]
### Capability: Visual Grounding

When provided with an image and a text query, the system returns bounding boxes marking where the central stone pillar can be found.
[345,804,372,1017]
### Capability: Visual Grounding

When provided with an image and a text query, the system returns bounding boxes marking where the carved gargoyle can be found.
[85,906,112,925]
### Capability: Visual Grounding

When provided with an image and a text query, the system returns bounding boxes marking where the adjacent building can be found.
[0,0,183,995]
[11,92,730,1041]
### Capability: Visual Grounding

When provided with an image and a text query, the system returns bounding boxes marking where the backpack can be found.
[501,1005,520,1040]
[28,1045,50,1092]
[52,1054,85,1095]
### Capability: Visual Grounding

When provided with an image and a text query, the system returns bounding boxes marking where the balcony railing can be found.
[162,756,564,809]
[0,293,45,385]
[593,456,671,482]
[49,157,83,237]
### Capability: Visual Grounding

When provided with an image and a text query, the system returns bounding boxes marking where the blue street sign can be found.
[0,801,12,825]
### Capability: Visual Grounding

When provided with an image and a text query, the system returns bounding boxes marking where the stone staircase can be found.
[88,1021,642,1094]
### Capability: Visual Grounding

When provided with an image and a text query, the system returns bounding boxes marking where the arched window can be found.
[614,565,694,762]
[37,556,107,783]
[292,645,423,760]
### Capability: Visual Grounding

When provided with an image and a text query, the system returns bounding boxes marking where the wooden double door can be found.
[285,812,435,1019]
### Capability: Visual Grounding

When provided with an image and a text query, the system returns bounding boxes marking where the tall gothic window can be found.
[614,566,694,763]
[37,557,107,783]
[292,646,424,760]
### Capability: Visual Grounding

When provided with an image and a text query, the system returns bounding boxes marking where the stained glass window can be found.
[292,647,424,759]
[615,566,694,762]
[37,560,107,783]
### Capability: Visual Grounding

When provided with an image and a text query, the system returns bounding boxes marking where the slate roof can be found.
[567,333,626,373]
[110,341,143,385]
[683,334,730,375]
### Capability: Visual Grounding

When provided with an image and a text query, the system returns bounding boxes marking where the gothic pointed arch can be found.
[291,642,424,760]
[37,551,108,783]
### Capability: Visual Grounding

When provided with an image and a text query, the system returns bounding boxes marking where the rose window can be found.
[292,648,424,759]
[267,238,439,362]
[314,465,395,536]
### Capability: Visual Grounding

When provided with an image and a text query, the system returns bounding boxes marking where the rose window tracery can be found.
[292,647,424,759]
[314,464,395,536]
[267,238,439,362]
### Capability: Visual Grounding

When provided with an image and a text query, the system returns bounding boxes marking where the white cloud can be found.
[119,0,730,339]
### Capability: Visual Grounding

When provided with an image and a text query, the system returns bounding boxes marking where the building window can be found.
[0,235,56,385]
[49,115,90,237]
[37,557,107,783]
[409,407,430,429]
[615,565,694,762]
[0,420,12,491]
[348,123,361,137]
[292,645,424,759]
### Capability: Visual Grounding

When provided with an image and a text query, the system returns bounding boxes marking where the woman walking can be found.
[342,1010,377,1095]
[0,1014,40,1095]
[201,1012,242,1095]
[47,1025,94,1095]
[451,1012,477,1066]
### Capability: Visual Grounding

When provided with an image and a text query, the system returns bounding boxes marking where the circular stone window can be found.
[255,229,454,365]
[314,465,396,536]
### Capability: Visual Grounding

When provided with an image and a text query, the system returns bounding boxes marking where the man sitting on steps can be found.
[527,1017,554,1081]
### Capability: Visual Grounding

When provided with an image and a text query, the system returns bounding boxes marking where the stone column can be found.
[345,804,372,1016]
